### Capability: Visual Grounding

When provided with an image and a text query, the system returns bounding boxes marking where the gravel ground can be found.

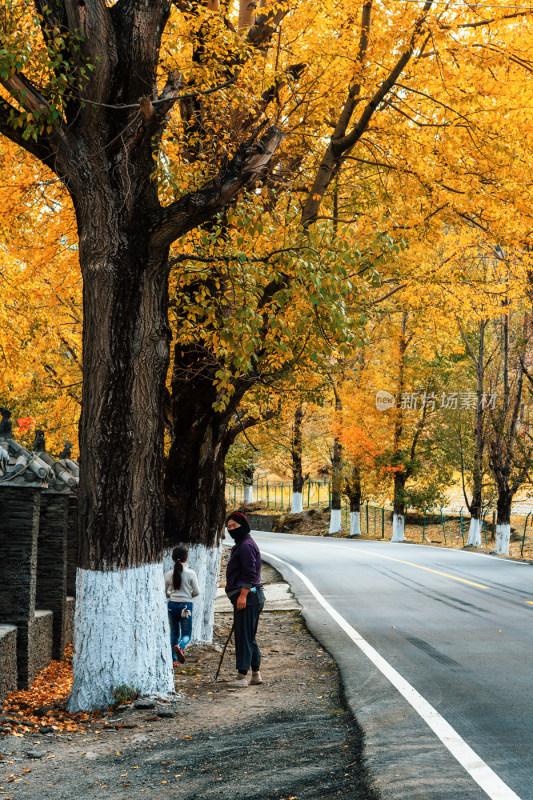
[0,562,381,800]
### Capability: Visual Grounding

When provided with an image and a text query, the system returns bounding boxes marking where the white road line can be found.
[263,550,522,800]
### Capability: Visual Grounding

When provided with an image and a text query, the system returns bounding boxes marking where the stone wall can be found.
[0,487,40,625]
[36,494,69,659]
[0,432,78,695]
[64,597,75,653]
[66,496,78,597]
[0,625,17,704]
[246,513,278,532]
[28,610,54,683]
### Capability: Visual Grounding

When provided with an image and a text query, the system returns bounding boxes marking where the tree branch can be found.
[226,408,277,446]
[0,98,54,164]
[152,125,283,251]
[332,0,433,155]
[300,0,434,228]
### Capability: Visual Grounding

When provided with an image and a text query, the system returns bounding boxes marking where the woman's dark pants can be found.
[232,587,265,673]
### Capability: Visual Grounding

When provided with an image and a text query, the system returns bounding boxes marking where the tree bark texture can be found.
[78,221,170,569]
[0,2,286,709]
[345,465,362,515]
[461,320,487,547]
[291,405,306,495]
[164,346,247,548]
[391,470,407,542]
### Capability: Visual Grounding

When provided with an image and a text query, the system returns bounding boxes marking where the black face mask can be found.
[228,525,247,543]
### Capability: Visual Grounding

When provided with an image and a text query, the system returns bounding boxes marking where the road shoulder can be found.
[0,561,380,800]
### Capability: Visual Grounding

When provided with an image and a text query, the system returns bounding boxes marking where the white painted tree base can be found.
[391,512,405,542]
[243,485,254,504]
[494,523,510,555]
[349,511,362,537]
[467,517,482,547]
[291,492,303,514]
[163,542,222,644]
[68,563,174,712]
[329,508,342,534]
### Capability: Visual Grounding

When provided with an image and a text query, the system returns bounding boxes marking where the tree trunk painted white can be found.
[467,517,482,547]
[494,523,510,555]
[243,484,254,504]
[163,543,222,644]
[349,511,362,537]
[68,564,174,712]
[329,508,342,534]
[291,491,303,513]
[391,512,405,542]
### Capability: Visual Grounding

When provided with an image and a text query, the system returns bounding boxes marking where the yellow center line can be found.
[526,601,533,605]
[255,535,489,590]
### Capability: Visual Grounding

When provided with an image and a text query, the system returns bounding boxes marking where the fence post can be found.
[459,508,465,546]
[307,482,311,508]
[440,507,447,544]
[366,502,369,535]
[374,505,377,535]
[422,510,427,542]
[492,511,496,541]
[522,512,531,557]
[381,506,385,538]
[482,512,488,548]
[317,484,321,506]
[266,481,269,508]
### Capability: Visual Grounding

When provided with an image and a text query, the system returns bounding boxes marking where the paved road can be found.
[252,532,533,800]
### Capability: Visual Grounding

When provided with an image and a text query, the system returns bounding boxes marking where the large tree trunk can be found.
[345,466,362,537]
[494,487,512,555]
[70,193,174,711]
[291,405,306,514]
[391,315,408,543]
[164,349,246,640]
[391,471,407,542]
[328,382,343,534]
[242,467,255,505]
[467,413,484,548]
[461,320,487,548]
[328,434,343,534]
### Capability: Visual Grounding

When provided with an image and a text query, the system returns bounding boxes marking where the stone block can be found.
[36,494,68,659]
[0,487,40,624]
[64,596,75,649]
[246,512,278,532]
[66,496,78,597]
[16,610,53,689]
[0,624,17,703]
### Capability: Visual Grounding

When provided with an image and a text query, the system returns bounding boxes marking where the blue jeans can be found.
[168,601,193,657]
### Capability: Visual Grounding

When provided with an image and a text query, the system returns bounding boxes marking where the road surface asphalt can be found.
[253,532,533,800]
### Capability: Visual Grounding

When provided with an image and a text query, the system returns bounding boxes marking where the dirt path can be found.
[0,563,381,800]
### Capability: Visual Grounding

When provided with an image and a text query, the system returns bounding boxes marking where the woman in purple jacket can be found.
[225,511,265,688]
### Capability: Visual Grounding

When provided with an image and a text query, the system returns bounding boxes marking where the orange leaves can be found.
[1,644,99,737]
[15,416,35,433]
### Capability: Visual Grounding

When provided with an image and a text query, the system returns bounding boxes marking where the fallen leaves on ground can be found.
[1,644,102,737]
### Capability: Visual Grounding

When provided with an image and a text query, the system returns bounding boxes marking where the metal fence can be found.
[225,480,533,559]
[226,479,333,512]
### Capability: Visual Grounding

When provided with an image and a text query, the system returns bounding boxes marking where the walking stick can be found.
[215,624,234,681]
